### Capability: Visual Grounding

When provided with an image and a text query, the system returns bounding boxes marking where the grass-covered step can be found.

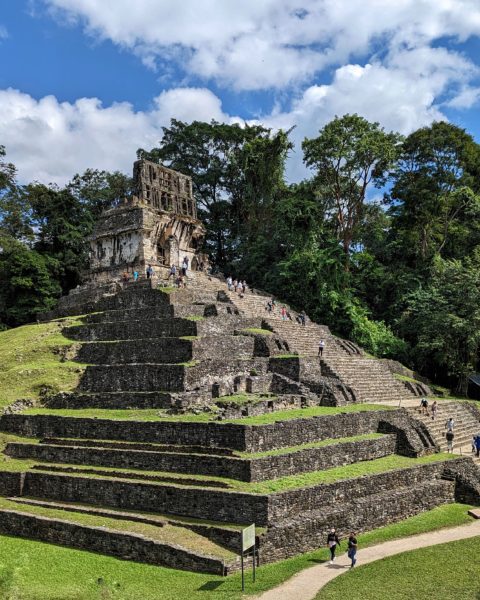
[0,406,398,453]
[1,406,406,453]
[38,438,238,456]
[0,455,462,527]
[65,318,198,341]
[4,433,396,482]
[16,469,270,525]
[8,497,254,554]
[0,497,236,574]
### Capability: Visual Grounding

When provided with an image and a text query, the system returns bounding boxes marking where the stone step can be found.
[5,433,396,483]
[65,318,198,341]
[43,391,206,410]
[0,498,236,574]
[77,357,260,393]
[264,478,456,561]
[76,335,255,365]
[7,497,248,553]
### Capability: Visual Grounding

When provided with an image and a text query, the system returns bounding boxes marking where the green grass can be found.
[317,535,480,600]
[241,453,455,494]
[184,315,204,321]
[0,503,474,600]
[0,320,87,411]
[239,327,273,336]
[0,498,234,560]
[20,403,393,425]
[179,336,199,341]
[242,433,385,458]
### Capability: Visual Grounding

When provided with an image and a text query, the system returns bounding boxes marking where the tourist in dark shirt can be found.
[326,528,340,563]
[347,532,358,568]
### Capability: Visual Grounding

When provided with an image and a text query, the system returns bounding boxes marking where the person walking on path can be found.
[146,264,154,279]
[300,311,306,326]
[226,276,233,291]
[168,264,176,280]
[318,339,325,358]
[347,532,358,568]
[326,528,340,564]
[431,400,438,420]
[133,270,139,282]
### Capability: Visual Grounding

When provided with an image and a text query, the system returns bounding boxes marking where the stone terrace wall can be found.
[0,510,228,575]
[6,435,396,482]
[0,409,428,454]
[21,471,270,525]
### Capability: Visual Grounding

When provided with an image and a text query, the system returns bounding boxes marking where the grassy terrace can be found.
[0,453,456,493]
[0,319,88,412]
[241,433,385,458]
[20,402,393,424]
[0,498,235,560]
[0,503,474,599]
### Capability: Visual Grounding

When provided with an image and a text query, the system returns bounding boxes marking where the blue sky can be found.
[1,0,480,184]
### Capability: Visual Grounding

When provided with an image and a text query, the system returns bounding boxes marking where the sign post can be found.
[241,523,256,591]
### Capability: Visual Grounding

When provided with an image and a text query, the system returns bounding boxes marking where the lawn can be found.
[0,319,87,412]
[0,503,474,600]
[317,535,480,600]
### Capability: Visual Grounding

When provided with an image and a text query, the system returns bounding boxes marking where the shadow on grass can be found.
[198,581,225,592]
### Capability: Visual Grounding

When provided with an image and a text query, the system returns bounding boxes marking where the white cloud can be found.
[43,0,480,90]
[0,25,8,40]
[0,87,232,185]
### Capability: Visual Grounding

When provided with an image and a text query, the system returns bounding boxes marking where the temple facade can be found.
[88,159,206,282]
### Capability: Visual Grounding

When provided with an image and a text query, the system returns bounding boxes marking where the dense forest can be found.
[1,115,480,394]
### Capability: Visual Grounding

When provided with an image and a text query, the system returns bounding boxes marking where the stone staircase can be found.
[408,401,480,457]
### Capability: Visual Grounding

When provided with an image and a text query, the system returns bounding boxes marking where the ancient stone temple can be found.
[88,159,206,282]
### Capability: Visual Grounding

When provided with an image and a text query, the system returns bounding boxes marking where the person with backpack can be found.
[326,528,340,564]
[419,397,429,416]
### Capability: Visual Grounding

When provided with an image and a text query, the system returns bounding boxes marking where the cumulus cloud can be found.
[43,0,480,90]
[0,87,232,185]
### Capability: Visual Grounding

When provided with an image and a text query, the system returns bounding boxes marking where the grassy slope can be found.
[0,498,234,560]
[317,535,480,600]
[0,319,86,411]
[0,503,474,600]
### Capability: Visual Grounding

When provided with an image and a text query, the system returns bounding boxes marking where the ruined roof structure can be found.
[88,159,206,282]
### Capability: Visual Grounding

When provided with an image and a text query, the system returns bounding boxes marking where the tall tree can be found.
[303,114,401,268]
[388,121,480,266]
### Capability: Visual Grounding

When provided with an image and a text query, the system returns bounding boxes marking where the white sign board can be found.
[242,524,255,551]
